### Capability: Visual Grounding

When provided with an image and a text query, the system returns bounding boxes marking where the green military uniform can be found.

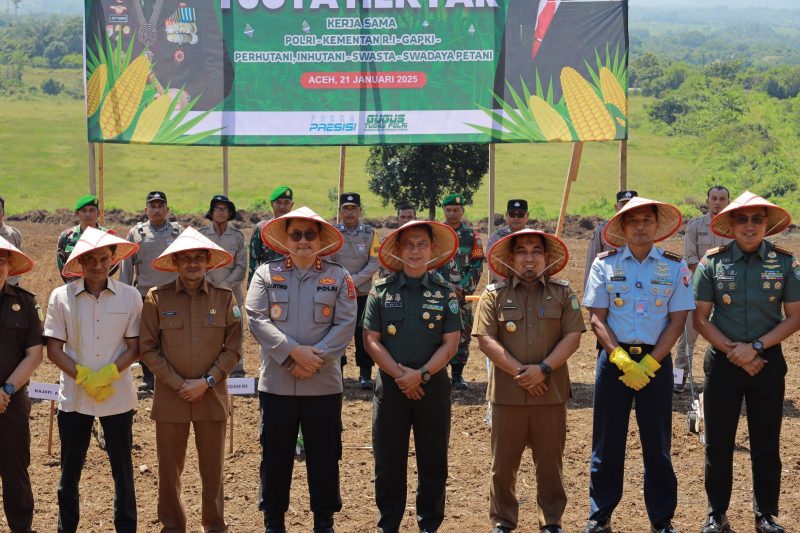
[248,187,294,286]
[693,239,800,520]
[436,194,485,372]
[362,271,461,533]
[56,224,115,284]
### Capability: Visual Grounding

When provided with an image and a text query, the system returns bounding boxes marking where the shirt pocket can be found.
[268,290,290,322]
[498,307,523,334]
[314,291,337,323]
[539,300,563,320]
[381,307,405,336]
[159,315,185,346]
[106,310,130,334]
[697,231,712,247]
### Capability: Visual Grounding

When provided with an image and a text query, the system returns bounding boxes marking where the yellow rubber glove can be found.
[639,354,661,378]
[75,364,92,385]
[91,385,115,402]
[610,347,650,390]
[608,347,634,371]
[84,363,120,389]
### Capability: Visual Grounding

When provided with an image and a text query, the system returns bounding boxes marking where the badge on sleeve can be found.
[35,304,44,322]
[345,276,356,300]
[232,306,242,319]
[270,304,283,319]
[449,300,459,314]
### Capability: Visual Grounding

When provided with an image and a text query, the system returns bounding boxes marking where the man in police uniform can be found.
[582,197,694,533]
[0,196,24,286]
[88,0,233,110]
[396,203,416,227]
[119,191,182,391]
[249,186,294,287]
[473,230,584,533]
[673,185,731,393]
[363,220,461,533]
[436,193,485,390]
[487,199,530,250]
[140,227,242,533]
[583,190,637,289]
[693,191,799,533]
[330,192,380,389]
[0,237,43,533]
[247,207,357,533]
[56,195,117,284]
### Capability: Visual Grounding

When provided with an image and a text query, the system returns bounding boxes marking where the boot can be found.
[313,511,334,533]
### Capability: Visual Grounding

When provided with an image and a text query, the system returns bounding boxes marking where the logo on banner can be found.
[308,114,357,133]
[365,114,408,131]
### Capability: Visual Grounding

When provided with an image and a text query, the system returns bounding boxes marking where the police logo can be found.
[270,305,283,319]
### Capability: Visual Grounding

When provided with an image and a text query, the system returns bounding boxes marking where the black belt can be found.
[619,343,655,356]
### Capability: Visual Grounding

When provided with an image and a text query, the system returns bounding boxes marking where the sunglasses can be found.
[288,230,319,242]
[507,211,527,218]
[732,214,766,225]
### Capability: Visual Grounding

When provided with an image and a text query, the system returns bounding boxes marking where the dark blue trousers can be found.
[588,350,677,527]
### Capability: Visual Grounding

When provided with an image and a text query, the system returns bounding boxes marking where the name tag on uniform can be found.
[161,311,178,316]
[635,298,648,318]
[384,301,402,308]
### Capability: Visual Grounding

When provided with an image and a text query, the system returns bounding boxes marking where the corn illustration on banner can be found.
[84,0,628,146]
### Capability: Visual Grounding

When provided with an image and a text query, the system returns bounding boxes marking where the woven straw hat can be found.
[603,196,683,248]
[152,227,233,273]
[0,236,34,277]
[260,206,343,257]
[62,227,138,278]
[487,229,569,279]
[711,191,791,238]
[378,221,458,273]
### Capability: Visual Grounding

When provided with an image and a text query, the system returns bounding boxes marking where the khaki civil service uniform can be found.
[472,276,586,530]
[140,278,242,533]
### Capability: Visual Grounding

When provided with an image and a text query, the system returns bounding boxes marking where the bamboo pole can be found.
[337,146,346,223]
[223,146,229,196]
[98,144,105,225]
[47,401,55,455]
[228,396,234,454]
[88,143,97,195]
[619,140,628,191]
[555,142,584,238]
[487,144,496,239]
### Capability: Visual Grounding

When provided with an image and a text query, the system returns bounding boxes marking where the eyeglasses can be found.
[288,230,319,242]
[732,214,766,225]
[507,211,527,218]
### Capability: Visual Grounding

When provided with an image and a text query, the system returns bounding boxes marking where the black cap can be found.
[506,199,528,212]
[146,191,168,204]
[339,192,361,207]
[205,194,237,221]
[616,190,638,203]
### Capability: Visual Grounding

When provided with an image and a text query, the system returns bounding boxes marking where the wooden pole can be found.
[337,146,346,223]
[88,143,97,195]
[619,140,628,191]
[488,144,496,239]
[228,396,234,454]
[47,400,55,455]
[98,144,105,225]
[555,142,584,238]
[222,146,229,196]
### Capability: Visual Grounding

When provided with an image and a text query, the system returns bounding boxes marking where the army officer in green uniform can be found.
[693,191,800,533]
[363,220,461,533]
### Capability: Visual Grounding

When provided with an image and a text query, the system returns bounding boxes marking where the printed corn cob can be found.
[561,67,616,141]
[86,64,108,117]
[130,94,172,143]
[528,95,572,141]
[99,55,151,139]
[599,66,627,126]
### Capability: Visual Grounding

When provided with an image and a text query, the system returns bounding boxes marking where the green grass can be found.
[0,89,699,220]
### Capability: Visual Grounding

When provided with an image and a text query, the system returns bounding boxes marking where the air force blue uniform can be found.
[583,245,695,527]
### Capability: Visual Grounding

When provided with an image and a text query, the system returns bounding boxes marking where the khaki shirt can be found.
[140,278,242,423]
[330,223,380,295]
[246,257,358,396]
[119,220,182,296]
[44,278,142,417]
[199,224,247,305]
[684,213,733,266]
[472,276,586,406]
[0,223,22,286]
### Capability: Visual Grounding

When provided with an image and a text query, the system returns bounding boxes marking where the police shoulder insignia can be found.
[548,278,570,286]
[35,304,44,322]
[14,285,36,298]
[597,249,617,259]
[375,276,392,287]
[486,280,508,292]
[661,250,683,262]
[773,244,793,256]
[706,245,728,256]
[431,272,453,287]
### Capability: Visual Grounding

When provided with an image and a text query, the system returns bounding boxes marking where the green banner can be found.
[84,0,628,145]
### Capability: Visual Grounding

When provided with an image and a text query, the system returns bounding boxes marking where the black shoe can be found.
[264,513,286,533]
[582,519,612,533]
[359,376,374,390]
[542,526,563,533]
[492,527,511,533]
[451,375,468,390]
[700,514,730,533]
[650,522,678,533]
[755,515,784,533]
[313,512,334,533]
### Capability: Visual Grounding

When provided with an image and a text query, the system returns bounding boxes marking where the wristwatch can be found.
[203,374,217,389]
[538,362,553,376]
[419,366,432,384]
[2,383,15,396]
[752,339,765,354]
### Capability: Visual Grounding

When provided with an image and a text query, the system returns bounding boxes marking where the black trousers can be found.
[343,295,373,371]
[703,345,787,517]
[258,392,343,517]
[0,409,34,533]
[373,370,451,533]
[56,410,136,533]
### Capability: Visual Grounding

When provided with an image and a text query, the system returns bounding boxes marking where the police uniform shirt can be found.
[43,278,142,417]
[473,276,586,406]
[119,220,181,296]
[684,213,733,266]
[330,223,380,295]
[0,223,23,286]
[583,221,615,288]
[199,225,246,302]
[139,278,242,423]
[487,226,513,250]
[362,272,461,369]
[246,257,358,396]
[0,283,43,424]
[583,245,696,345]
[693,240,800,342]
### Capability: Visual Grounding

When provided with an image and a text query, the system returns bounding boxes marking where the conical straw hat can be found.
[261,206,343,257]
[152,227,233,272]
[487,229,569,279]
[711,191,791,238]
[62,227,138,278]
[378,221,458,273]
[603,196,683,248]
[0,235,34,277]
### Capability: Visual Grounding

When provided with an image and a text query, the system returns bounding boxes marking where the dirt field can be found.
[7,220,800,532]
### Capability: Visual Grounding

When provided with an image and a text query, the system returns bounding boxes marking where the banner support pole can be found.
[228,396,234,454]
[98,144,105,225]
[223,146,229,196]
[337,146,346,224]
[47,400,55,456]
[619,139,627,191]
[88,143,97,196]
[556,142,584,238]
[488,143,496,240]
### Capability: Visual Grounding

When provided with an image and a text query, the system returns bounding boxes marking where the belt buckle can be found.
[629,346,642,355]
